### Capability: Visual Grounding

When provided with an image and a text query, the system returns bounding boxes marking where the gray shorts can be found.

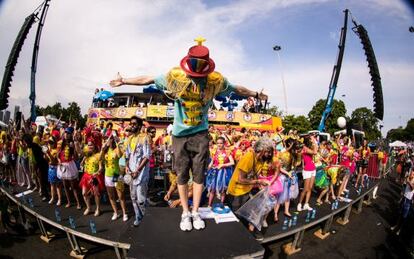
[172,130,209,185]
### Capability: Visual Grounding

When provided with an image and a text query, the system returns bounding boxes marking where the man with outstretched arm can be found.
[110,37,268,231]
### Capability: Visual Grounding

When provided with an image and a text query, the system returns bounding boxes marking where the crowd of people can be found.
[1,39,410,244]
[0,117,393,239]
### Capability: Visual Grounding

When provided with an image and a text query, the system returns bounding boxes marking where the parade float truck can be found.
[86,87,282,132]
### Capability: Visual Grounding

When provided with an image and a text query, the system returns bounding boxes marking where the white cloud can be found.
[0,0,413,135]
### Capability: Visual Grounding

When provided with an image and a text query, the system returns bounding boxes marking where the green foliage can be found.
[307,99,347,134]
[265,105,284,117]
[386,118,414,141]
[282,115,312,134]
[35,102,86,128]
[349,107,381,140]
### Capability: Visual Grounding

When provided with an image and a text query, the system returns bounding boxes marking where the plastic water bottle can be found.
[358,186,362,194]
[282,219,288,230]
[366,177,370,188]
[55,208,62,222]
[311,209,316,219]
[167,199,173,206]
[69,216,76,229]
[89,219,97,234]
[331,201,335,210]
[305,211,310,223]
[334,200,339,209]
[288,218,292,228]
[21,192,27,204]
[292,215,298,226]
[28,197,34,208]
[345,192,349,199]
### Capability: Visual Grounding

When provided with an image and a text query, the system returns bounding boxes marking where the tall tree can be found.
[386,118,414,141]
[265,105,284,117]
[307,99,347,134]
[283,115,312,134]
[349,107,381,140]
[35,102,86,127]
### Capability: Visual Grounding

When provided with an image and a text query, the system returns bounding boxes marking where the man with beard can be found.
[111,38,268,231]
[125,116,151,226]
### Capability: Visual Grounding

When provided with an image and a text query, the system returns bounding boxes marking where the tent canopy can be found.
[389,140,407,147]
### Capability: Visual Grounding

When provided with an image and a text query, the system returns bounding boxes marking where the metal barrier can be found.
[0,186,130,259]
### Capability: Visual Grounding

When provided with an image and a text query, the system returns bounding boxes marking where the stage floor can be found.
[0,178,379,258]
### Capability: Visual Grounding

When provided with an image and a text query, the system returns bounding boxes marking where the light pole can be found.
[273,45,288,115]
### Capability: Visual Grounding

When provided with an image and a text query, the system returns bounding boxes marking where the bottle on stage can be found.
[288,218,292,228]
[292,215,298,226]
[69,216,76,229]
[55,208,62,222]
[305,211,310,223]
[89,219,97,234]
[311,209,316,219]
[28,197,34,208]
[282,219,288,230]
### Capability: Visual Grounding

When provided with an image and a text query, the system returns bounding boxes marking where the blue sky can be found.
[0,0,413,134]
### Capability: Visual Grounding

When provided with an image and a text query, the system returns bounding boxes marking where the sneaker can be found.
[48,198,55,204]
[180,212,192,231]
[133,219,140,227]
[56,200,61,206]
[123,214,128,222]
[303,203,313,211]
[94,210,100,217]
[262,219,268,228]
[192,211,205,230]
[111,213,119,221]
[252,230,264,241]
[297,203,302,212]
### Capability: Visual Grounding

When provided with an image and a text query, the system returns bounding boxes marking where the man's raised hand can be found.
[110,72,123,87]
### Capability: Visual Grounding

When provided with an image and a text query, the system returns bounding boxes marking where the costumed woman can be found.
[257,150,284,228]
[79,139,105,216]
[206,137,235,207]
[232,140,251,164]
[355,138,370,188]
[314,142,331,205]
[57,127,82,209]
[100,133,128,221]
[274,137,300,222]
[297,134,318,212]
[16,130,32,188]
[45,136,62,206]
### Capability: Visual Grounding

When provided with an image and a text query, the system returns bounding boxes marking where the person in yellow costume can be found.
[227,138,273,240]
[79,140,104,217]
[110,37,268,232]
[100,134,128,222]
[45,137,63,206]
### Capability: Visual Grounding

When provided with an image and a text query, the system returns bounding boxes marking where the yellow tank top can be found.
[104,148,120,177]
[84,153,100,175]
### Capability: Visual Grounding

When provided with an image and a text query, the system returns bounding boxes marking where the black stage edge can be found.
[261,179,380,244]
[0,179,379,258]
[0,184,265,259]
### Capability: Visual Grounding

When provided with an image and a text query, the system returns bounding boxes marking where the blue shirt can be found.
[154,72,235,137]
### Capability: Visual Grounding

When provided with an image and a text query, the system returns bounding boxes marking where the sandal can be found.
[316,200,323,206]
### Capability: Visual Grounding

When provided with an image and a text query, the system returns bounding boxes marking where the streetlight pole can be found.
[273,45,288,115]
